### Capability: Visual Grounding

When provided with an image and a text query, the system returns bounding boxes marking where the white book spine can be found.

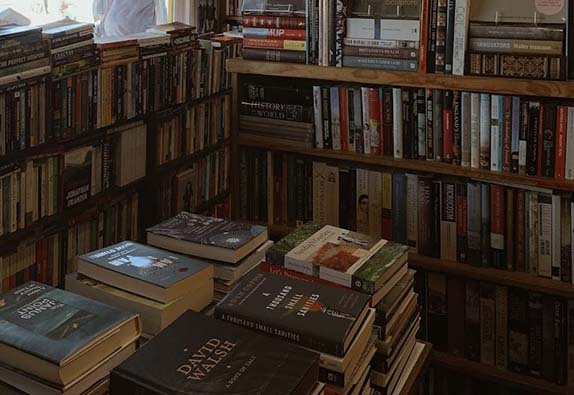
[538,194,553,278]
[393,87,403,159]
[361,87,371,154]
[566,108,574,180]
[551,195,561,281]
[452,0,470,75]
[480,93,491,169]
[470,93,481,168]
[490,95,502,172]
[313,86,323,148]
[461,91,471,167]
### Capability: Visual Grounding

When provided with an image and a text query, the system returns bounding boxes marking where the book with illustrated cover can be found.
[266,223,323,266]
[110,311,319,395]
[63,146,93,208]
[147,213,268,264]
[0,282,139,385]
[77,241,213,304]
[215,270,371,356]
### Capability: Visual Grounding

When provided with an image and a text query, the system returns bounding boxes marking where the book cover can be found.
[79,241,211,289]
[63,146,93,208]
[147,212,267,251]
[266,223,323,266]
[215,270,371,356]
[0,282,135,365]
[111,311,319,395]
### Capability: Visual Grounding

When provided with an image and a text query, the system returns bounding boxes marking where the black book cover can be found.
[426,88,434,159]
[553,298,567,385]
[508,288,528,374]
[416,89,426,160]
[215,270,370,356]
[0,282,134,365]
[402,89,414,160]
[444,0,455,74]
[480,183,491,267]
[111,311,319,395]
[79,241,210,289]
[526,101,540,176]
[147,212,267,251]
[414,271,428,341]
[63,146,92,208]
[428,0,438,73]
[455,182,467,263]
[452,91,461,165]
[540,103,556,178]
[240,77,313,106]
[431,180,441,258]
[528,292,543,377]
[382,87,394,156]
[464,280,480,361]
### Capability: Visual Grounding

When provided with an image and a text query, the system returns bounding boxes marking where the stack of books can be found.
[66,241,214,338]
[261,223,417,394]
[466,1,566,80]
[146,212,270,302]
[0,24,50,86]
[109,310,323,394]
[42,20,99,80]
[216,269,375,394]
[343,1,422,72]
[0,282,140,395]
[241,0,307,64]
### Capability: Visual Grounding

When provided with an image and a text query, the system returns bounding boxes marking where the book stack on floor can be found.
[239,76,314,146]
[109,310,324,394]
[241,0,307,64]
[0,281,140,395]
[42,20,99,80]
[261,224,418,395]
[66,241,214,338]
[343,1,422,71]
[146,212,270,303]
[465,0,567,80]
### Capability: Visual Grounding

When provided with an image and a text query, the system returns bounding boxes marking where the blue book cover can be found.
[0,282,134,364]
[79,241,210,289]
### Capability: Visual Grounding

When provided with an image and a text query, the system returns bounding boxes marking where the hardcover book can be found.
[110,311,319,395]
[147,212,268,264]
[469,0,567,24]
[77,241,213,303]
[63,146,93,208]
[215,270,371,356]
[0,282,140,385]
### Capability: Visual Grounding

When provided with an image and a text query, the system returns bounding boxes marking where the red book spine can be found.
[443,101,453,163]
[419,0,430,73]
[515,190,525,272]
[502,96,512,172]
[537,104,544,176]
[243,28,307,40]
[242,16,307,29]
[555,106,567,179]
[340,87,349,151]
[258,263,346,290]
[368,88,382,156]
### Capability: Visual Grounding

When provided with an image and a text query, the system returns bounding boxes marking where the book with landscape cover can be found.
[0,282,140,385]
[110,311,319,395]
[147,212,268,263]
[266,223,323,266]
[77,241,213,303]
[215,270,371,356]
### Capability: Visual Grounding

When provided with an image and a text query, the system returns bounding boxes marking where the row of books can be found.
[239,149,574,283]
[240,77,574,180]
[0,192,139,292]
[156,147,231,221]
[155,94,231,166]
[417,272,572,385]
[0,22,241,153]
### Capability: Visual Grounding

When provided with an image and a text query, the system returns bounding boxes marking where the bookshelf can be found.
[228,58,574,393]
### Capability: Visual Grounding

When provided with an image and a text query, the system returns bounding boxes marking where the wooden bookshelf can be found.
[227,59,574,99]
[239,134,574,191]
[431,351,573,395]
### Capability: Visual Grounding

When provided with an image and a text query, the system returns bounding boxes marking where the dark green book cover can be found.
[110,311,319,395]
[0,282,134,364]
[266,223,322,266]
[352,241,409,294]
[79,241,210,288]
[215,270,370,356]
[147,212,267,251]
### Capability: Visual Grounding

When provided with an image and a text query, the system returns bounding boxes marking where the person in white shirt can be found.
[93,0,168,37]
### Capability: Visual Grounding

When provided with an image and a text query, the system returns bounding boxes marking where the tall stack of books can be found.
[66,241,214,338]
[42,20,99,80]
[109,310,323,394]
[343,0,422,71]
[0,282,140,394]
[241,0,307,64]
[261,224,416,394]
[146,212,270,303]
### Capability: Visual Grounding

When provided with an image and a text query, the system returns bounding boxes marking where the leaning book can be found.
[110,310,320,395]
[0,282,140,386]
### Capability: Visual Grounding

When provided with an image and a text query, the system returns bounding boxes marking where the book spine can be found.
[383,88,394,156]
[502,96,513,172]
[428,273,448,350]
[433,90,443,161]
[434,0,447,73]
[243,38,306,51]
[330,87,341,150]
[342,46,418,58]
[417,177,434,257]
[406,173,418,249]
[538,194,553,278]
[361,87,370,154]
[334,0,345,67]
[417,89,426,160]
[551,195,561,281]
[442,91,454,163]
[508,288,529,374]
[480,183,491,267]
[540,103,557,177]
[322,87,332,149]
[313,86,324,148]
[480,283,496,366]
[456,182,467,262]
[495,286,508,370]
[566,108,574,180]
[452,91,461,165]
[440,181,456,261]
[469,38,564,55]
[568,300,574,386]
[242,48,306,63]
[490,95,502,172]
[343,38,419,48]
[542,296,555,381]
[516,190,526,272]
[339,87,349,151]
[428,0,438,73]
[465,280,481,361]
[526,101,540,176]
[393,88,403,159]
[382,172,393,241]
[447,276,465,356]
[243,16,307,29]
[342,56,418,71]
[511,96,521,173]
[554,299,567,385]
[528,192,539,275]
[452,0,469,75]
[470,92,480,168]
[556,107,567,179]
[242,28,307,40]
[392,173,407,244]
[444,0,456,74]
[426,89,434,160]
[490,184,505,269]
[368,88,381,155]
[561,195,572,283]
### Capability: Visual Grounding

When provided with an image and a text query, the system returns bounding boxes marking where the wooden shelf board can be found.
[431,351,573,395]
[239,134,574,191]
[410,254,574,298]
[227,58,574,98]
[224,15,243,21]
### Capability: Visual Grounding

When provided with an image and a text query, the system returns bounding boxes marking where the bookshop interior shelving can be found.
[227,57,574,394]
